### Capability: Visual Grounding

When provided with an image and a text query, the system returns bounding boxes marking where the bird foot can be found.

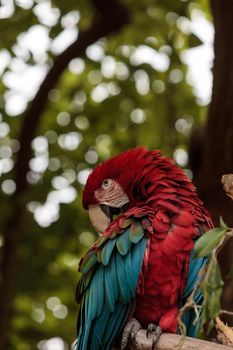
[121,317,142,350]
[146,324,162,350]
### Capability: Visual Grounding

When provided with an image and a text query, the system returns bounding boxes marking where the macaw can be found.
[75,147,213,350]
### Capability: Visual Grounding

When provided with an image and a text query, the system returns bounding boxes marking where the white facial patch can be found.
[95,179,129,208]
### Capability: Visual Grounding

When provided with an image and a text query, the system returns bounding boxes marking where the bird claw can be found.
[146,324,162,350]
[121,317,142,350]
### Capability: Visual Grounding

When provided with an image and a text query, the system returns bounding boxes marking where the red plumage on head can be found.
[82,147,195,210]
[82,147,149,209]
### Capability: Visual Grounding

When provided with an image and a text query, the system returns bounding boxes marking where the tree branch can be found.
[15,0,129,195]
[0,1,129,349]
[127,331,231,350]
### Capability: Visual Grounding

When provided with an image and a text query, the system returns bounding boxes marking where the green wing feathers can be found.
[76,219,148,350]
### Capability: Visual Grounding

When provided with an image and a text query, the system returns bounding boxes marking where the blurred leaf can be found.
[207,260,222,315]
[200,259,224,333]
[194,227,227,258]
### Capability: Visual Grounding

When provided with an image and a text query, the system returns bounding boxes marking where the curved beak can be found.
[88,205,110,234]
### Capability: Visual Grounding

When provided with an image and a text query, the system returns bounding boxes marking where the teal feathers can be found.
[101,238,116,265]
[80,251,97,274]
[181,247,208,337]
[116,230,131,255]
[76,219,147,350]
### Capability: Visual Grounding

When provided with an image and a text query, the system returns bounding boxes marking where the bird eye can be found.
[102,179,112,189]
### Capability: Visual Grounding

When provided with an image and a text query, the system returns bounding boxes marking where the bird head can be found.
[82,147,151,234]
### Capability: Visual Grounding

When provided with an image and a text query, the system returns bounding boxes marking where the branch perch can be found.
[222,174,233,200]
[127,331,232,350]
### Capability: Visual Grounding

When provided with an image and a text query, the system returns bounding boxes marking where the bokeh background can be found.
[0,1,233,349]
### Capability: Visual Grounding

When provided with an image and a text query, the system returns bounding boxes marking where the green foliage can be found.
[194,221,233,336]
[194,227,227,258]
[200,258,224,334]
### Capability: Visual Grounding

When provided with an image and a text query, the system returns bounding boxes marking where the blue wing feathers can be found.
[181,248,208,337]
[80,322,91,350]
[103,304,131,350]
[116,253,131,304]
[76,222,147,350]
[123,249,135,298]
[131,237,147,292]
[80,251,97,274]
[105,253,118,306]
[89,307,110,349]
[77,294,91,350]
[101,238,116,265]
[87,272,99,320]
[105,258,117,312]
[116,228,131,255]
[183,250,206,298]
[97,266,104,317]
[133,237,147,276]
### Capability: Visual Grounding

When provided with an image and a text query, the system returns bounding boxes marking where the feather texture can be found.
[181,247,208,337]
[116,229,131,255]
[101,238,116,265]
[76,218,148,350]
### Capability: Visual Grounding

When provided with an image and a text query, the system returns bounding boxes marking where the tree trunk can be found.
[196,0,233,321]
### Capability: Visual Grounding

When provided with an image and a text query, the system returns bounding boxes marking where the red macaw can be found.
[75,148,212,350]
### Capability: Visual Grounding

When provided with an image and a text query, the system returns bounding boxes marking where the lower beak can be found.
[88,205,110,234]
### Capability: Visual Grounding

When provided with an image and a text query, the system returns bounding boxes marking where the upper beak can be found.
[88,204,110,234]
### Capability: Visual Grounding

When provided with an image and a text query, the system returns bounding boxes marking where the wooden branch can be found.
[222,174,233,200]
[127,330,232,350]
